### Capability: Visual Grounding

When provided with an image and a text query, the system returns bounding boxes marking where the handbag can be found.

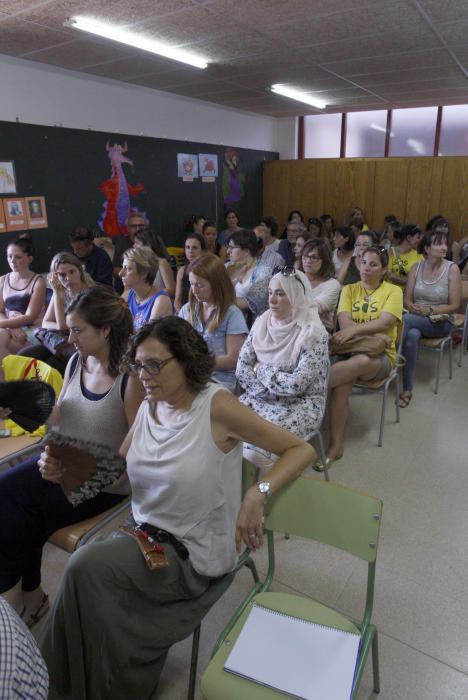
[33,328,75,359]
[330,334,387,357]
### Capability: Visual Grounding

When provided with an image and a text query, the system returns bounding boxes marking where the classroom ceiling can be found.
[1,0,468,117]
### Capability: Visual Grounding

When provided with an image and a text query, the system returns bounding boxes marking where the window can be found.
[438,104,468,156]
[304,113,341,158]
[388,107,438,157]
[345,110,387,157]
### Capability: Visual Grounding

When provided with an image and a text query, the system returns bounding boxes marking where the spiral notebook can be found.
[224,603,361,700]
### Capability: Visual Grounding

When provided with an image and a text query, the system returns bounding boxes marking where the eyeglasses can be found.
[272,266,305,293]
[129,357,174,375]
[302,254,321,261]
[227,244,241,251]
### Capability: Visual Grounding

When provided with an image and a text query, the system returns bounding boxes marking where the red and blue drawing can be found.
[98,141,145,237]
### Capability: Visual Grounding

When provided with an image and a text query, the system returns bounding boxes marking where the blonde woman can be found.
[18,252,94,373]
[179,253,248,391]
[120,247,173,329]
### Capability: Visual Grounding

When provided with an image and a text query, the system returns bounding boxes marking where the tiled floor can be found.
[37,348,468,699]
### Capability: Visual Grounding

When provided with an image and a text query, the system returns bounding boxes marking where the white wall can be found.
[0,54,296,155]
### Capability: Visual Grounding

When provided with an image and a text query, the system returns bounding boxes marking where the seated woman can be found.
[307,217,324,238]
[202,221,227,261]
[337,229,378,286]
[300,238,341,331]
[133,227,176,296]
[0,236,46,360]
[227,229,282,321]
[332,226,355,274]
[39,316,315,699]
[174,233,206,312]
[236,269,329,472]
[217,208,241,249]
[400,229,461,407]
[327,246,403,462]
[0,286,143,624]
[18,252,94,374]
[179,253,248,392]
[320,214,335,242]
[388,224,423,287]
[293,231,312,268]
[120,247,173,330]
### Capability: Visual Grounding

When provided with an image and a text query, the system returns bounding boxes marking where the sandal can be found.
[312,457,331,473]
[21,593,50,629]
[399,392,412,408]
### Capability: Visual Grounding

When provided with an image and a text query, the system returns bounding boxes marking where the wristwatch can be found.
[257,480,272,499]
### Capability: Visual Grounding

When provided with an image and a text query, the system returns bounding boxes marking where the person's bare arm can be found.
[158,258,175,296]
[0,277,46,329]
[336,256,351,285]
[174,266,185,313]
[211,390,315,552]
[123,374,145,427]
[149,294,173,320]
[214,333,246,370]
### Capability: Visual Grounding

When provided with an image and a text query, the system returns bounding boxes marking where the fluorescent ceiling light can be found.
[271,84,327,109]
[67,16,208,69]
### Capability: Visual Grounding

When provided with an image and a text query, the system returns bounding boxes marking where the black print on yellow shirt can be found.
[352,299,378,315]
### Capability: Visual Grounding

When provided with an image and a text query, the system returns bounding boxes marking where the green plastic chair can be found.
[201,475,383,700]
[187,459,262,699]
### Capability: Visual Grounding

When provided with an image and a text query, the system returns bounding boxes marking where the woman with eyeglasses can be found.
[0,286,143,628]
[400,229,461,408]
[174,233,206,312]
[326,246,403,465]
[40,316,315,698]
[300,238,341,331]
[387,225,424,287]
[336,230,379,286]
[236,268,329,472]
[179,253,248,392]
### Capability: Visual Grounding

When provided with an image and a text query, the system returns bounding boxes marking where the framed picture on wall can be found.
[0,202,6,234]
[25,196,48,229]
[3,197,27,232]
[0,161,18,194]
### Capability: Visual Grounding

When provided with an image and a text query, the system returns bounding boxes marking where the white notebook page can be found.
[224,603,361,700]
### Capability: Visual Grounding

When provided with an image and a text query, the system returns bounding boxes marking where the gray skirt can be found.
[39,533,234,700]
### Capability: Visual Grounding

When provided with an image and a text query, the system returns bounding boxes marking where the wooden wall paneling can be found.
[372,159,410,229]
[263,157,468,237]
[405,158,436,227]
[438,157,468,237]
[427,157,445,220]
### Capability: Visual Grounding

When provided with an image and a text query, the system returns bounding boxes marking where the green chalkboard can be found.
[0,120,278,274]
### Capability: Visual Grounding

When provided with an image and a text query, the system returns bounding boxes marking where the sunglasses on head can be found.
[273,266,306,293]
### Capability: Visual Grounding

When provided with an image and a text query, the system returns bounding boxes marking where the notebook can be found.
[224,602,361,700]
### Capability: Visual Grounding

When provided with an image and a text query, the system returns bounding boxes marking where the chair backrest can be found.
[264,475,382,563]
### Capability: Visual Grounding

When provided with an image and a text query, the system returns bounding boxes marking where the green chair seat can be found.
[202,591,360,699]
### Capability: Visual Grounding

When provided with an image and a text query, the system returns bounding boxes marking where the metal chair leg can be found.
[188,625,201,700]
[434,345,443,394]
[316,431,330,482]
[372,629,381,694]
[449,338,453,379]
[377,385,387,447]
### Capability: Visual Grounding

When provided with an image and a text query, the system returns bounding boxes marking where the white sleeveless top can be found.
[127,383,243,577]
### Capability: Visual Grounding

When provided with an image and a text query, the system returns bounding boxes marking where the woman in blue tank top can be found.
[120,246,173,329]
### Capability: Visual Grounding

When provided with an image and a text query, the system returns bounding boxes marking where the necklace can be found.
[362,281,382,302]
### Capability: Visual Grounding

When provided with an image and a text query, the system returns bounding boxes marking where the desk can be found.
[0,435,41,463]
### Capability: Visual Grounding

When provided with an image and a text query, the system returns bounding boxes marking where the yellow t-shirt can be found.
[337,280,403,365]
[388,248,423,277]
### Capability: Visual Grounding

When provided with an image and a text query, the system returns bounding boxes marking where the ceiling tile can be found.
[435,19,468,46]
[0,17,70,55]
[418,0,468,23]
[18,0,192,34]
[77,53,182,78]
[22,36,134,67]
[354,66,466,88]
[322,48,455,76]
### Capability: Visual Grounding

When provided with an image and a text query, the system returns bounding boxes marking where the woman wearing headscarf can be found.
[236,268,329,471]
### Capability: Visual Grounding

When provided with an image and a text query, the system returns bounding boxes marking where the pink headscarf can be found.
[251,270,325,368]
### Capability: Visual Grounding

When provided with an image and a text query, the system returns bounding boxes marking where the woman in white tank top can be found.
[401,230,461,407]
[40,316,315,700]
